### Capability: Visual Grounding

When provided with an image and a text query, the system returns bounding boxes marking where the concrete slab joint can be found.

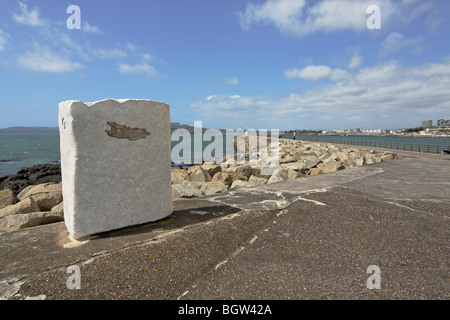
[58,98,173,239]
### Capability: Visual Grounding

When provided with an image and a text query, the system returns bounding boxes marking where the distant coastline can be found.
[0,127,59,134]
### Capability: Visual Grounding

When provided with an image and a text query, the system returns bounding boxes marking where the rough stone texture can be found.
[267,168,289,184]
[0,164,61,196]
[198,182,229,195]
[316,161,345,173]
[187,166,211,183]
[0,211,64,233]
[59,99,172,238]
[305,156,322,169]
[380,153,395,161]
[280,162,307,173]
[248,175,268,186]
[172,184,203,198]
[0,197,40,218]
[0,189,16,210]
[201,164,222,178]
[50,201,64,214]
[17,182,62,211]
[171,169,188,184]
[211,172,247,186]
[230,180,257,190]
[356,157,366,166]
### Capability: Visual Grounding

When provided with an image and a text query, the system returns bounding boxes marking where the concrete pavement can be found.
[0,152,448,300]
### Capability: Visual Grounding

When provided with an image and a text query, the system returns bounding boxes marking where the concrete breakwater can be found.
[0,139,399,233]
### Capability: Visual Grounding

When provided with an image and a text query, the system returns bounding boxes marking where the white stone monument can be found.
[59,99,173,238]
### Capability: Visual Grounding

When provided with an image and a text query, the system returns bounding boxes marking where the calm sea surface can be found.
[1,133,449,177]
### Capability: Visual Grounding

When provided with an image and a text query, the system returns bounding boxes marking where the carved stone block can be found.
[59,99,172,238]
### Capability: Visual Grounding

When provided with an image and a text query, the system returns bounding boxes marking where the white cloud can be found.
[18,44,83,72]
[348,55,363,69]
[239,0,306,33]
[94,48,128,59]
[284,65,351,83]
[118,62,158,76]
[239,0,378,37]
[224,76,240,85]
[284,65,332,82]
[0,29,9,52]
[82,22,102,34]
[330,68,352,82]
[13,1,48,27]
[380,32,424,56]
[192,60,450,128]
[238,0,431,37]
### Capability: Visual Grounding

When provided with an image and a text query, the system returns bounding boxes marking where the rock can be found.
[380,153,395,161]
[348,150,362,159]
[51,201,64,214]
[292,151,313,161]
[241,165,272,178]
[211,172,247,186]
[171,169,189,184]
[342,159,356,168]
[365,155,376,165]
[316,161,345,173]
[230,180,257,190]
[17,182,63,211]
[280,162,307,173]
[0,164,61,196]
[198,182,229,195]
[232,165,254,179]
[267,168,289,184]
[0,189,16,210]
[0,197,40,218]
[59,99,173,239]
[187,166,211,183]
[305,156,322,169]
[172,184,204,198]
[308,167,321,176]
[280,154,296,163]
[287,169,301,180]
[356,157,366,166]
[0,211,64,233]
[321,153,339,163]
[248,175,268,186]
[201,164,222,178]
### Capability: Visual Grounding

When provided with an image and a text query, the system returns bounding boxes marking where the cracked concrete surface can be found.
[0,155,448,300]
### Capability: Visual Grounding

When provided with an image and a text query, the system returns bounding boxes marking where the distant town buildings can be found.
[421,120,433,128]
[290,118,450,137]
[437,119,450,128]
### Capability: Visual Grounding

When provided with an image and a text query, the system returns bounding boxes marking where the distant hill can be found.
[0,127,59,134]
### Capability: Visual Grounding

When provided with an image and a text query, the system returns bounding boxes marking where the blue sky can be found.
[0,0,449,130]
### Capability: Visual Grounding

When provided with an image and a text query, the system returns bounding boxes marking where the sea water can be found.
[0,133,61,177]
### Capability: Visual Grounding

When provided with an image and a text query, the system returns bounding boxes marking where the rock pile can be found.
[0,164,61,196]
[171,139,399,199]
[0,182,64,232]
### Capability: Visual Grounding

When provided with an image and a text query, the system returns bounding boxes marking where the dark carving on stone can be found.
[105,121,151,141]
